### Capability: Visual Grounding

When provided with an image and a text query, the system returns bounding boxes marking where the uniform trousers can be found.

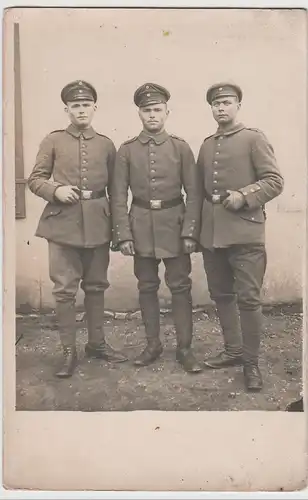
[48,241,110,302]
[133,253,193,349]
[48,241,110,348]
[202,243,267,363]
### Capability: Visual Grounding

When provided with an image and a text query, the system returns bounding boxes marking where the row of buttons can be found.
[212,136,224,189]
[149,143,157,187]
[80,135,89,189]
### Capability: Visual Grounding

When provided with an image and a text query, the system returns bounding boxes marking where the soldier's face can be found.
[65,100,97,128]
[211,97,241,125]
[138,103,169,133]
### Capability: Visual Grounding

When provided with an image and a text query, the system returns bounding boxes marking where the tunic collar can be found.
[214,122,245,138]
[138,129,169,145]
[66,123,96,139]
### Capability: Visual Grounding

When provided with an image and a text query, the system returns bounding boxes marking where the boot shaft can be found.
[55,301,77,348]
[84,292,105,346]
[171,292,193,350]
[215,299,242,356]
[240,308,263,364]
[139,292,160,340]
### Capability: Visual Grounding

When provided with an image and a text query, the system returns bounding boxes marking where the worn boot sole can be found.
[55,357,77,378]
[243,367,263,392]
[85,345,128,363]
[245,384,263,393]
[178,362,203,373]
[204,357,243,369]
[176,351,203,373]
[133,347,163,366]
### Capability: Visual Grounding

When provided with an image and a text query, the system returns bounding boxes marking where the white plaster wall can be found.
[8,8,305,311]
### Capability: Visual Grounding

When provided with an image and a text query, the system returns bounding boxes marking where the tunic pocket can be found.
[239,208,265,224]
[41,204,63,219]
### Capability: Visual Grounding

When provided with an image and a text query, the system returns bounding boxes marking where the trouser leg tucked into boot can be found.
[172,292,202,373]
[240,308,263,391]
[84,293,128,362]
[55,301,77,378]
[134,292,163,366]
[205,299,243,369]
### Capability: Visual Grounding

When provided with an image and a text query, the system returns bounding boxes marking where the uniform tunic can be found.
[111,130,200,259]
[197,123,284,249]
[28,124,115,248]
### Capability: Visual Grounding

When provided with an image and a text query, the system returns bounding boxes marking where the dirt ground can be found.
[15,304,302,412]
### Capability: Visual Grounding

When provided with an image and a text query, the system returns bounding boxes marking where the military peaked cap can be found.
[61,80,97,104]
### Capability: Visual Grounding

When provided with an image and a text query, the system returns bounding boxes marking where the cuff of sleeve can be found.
[113,228,133,245]
[41,182,63,202]
[238,185,261,209]
[181,227,199,241]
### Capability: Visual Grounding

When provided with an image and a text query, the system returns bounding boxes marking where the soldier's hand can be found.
[222,190,246,211]
[183,238,197,254]
[119,241,135,256]
[54,185,80,204]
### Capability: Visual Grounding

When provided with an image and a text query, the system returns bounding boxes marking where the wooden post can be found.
[14,22,26,219]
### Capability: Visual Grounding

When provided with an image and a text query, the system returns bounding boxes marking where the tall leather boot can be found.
[84,293,128,362]
[55,301,77,378]
[204,299,243,368]
[172,292,202,373]
[240,308,263,391]
[134,292,163,366]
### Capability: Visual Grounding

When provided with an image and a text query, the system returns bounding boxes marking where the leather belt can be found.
[132,196,183,210]
[204,190,229,204]
[79,189,106,200]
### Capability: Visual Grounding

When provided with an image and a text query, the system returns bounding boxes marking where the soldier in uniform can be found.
[197,82,284,391]
[111,83,202,373]
[28,80,128,378]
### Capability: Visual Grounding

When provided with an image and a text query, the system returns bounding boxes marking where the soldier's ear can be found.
[94,104,97,111]
[64,106,68,114]
[237,102,242,111]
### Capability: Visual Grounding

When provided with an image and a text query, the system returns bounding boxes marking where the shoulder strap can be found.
[170,133,186,142]
[123,136,138,145]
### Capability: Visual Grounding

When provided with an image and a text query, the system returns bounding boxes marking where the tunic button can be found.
[150,160,155,164]
[151,169,155,173]
[214,189,218,193]
[214,171,218,175]
[82,168,87,172]
[216,152,220,155]
[213,180,218,184]
[82,151,87,156]
[83,177,87,181]
[214,161,218,165]
[219,136,223,139]
[82,160,87,164]
[152,178,156,182]
[150,143,154,147]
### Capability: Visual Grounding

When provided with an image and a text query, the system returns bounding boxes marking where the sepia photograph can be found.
[3,5,307,491]
[11,7,305,413]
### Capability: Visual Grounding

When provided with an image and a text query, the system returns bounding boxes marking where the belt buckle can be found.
[150,199,162,209]
[212,194,221,204]
[81,189,92,200]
